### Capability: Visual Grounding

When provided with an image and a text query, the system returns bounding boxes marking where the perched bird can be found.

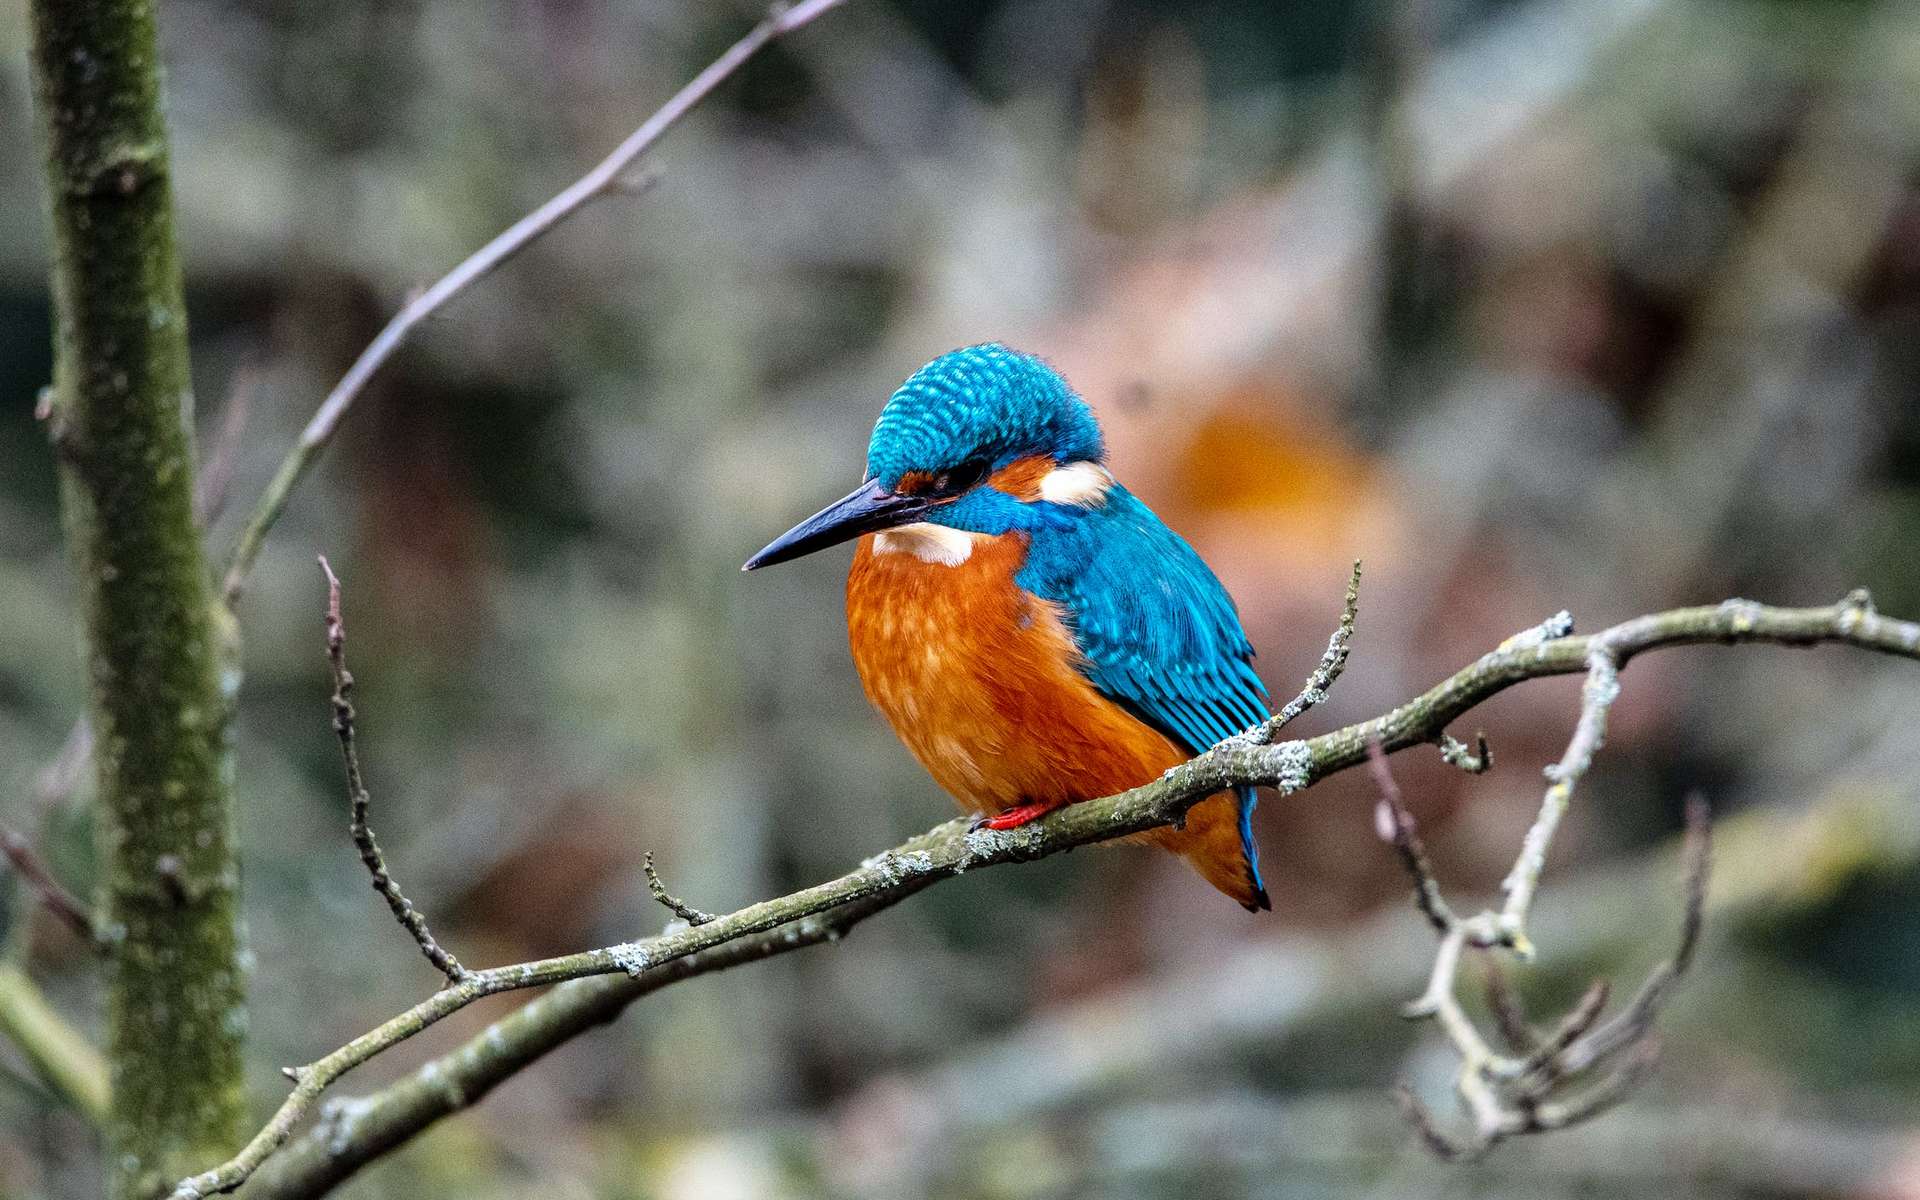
[745,344,1271,910]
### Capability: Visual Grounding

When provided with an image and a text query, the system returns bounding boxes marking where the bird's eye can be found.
[932,460,989,496]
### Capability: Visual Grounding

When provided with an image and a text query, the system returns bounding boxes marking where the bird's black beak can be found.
[743,478,934,571]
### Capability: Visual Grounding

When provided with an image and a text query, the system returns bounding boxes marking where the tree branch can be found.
[216,0,852,607]
[1498,645,1620,956]
[1367,740,1452,933]
[318,557,467,985]
[172,587,1919,1199]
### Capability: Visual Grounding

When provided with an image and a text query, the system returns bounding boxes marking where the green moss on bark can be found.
[26,0,246,1194]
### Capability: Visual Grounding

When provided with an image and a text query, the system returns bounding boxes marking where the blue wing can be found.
[1016,485,1270,904]
[1016,485,1270,753]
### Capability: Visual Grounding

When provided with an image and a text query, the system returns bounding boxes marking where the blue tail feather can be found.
[1235,784,1269,911]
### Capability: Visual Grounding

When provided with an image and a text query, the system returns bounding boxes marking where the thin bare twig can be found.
[170,589,1917,1199]
[1367,738,1452,933]
[1243,559,1362,742]
[0,828,96,945]
[1556,796,1712,1076]
[319,557,467,986]
[1480,958,1539,1055]
[218,0,852,607]
[1516,978,1611,1083]
[644,851,715,926]
[1393,1083,1473,1162]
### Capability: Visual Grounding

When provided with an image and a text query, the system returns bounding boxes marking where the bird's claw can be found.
[974,801,1057,831]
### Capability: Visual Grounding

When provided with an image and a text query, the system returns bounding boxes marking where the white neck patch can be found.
[873,523,977,566]
[1039,461,1114,506]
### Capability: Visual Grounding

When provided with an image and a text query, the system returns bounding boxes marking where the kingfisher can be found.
[745,344,1271,911]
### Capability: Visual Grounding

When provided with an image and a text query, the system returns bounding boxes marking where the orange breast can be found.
[847,527,1267,910]
[846,528,1186,815]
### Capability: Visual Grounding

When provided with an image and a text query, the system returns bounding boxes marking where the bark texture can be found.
[26,0,246,1193]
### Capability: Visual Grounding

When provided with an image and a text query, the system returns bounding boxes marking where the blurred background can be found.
[4,0,1920,1196]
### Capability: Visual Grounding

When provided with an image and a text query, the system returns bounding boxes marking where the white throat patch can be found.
[1039,461,1114,506]
[873,523,977,566]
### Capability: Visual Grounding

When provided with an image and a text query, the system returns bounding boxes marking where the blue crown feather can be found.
[866,344,1105,488]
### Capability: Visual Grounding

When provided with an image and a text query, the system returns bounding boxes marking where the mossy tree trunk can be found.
[26,1,246,1195]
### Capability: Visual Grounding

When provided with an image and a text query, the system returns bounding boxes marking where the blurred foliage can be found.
[2,0,1919,1197]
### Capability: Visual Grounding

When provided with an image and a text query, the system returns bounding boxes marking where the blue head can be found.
[867,344,1103,489]
[744,345,1109,568]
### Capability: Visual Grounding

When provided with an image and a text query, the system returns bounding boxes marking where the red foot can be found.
[976,801,1058,831]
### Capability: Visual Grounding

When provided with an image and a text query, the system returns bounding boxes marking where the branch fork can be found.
[1372,739,1713,1160]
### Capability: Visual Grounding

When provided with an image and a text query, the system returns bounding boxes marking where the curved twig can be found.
[1438,731,1491,773]
[1367,739,1452,933]
[217,0,852,606]
[644,851,716,927]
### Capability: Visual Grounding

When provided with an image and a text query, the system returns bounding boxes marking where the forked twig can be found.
[1376,733,1713,1160]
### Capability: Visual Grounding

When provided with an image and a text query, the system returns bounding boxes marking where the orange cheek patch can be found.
[987,456,1054,501]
